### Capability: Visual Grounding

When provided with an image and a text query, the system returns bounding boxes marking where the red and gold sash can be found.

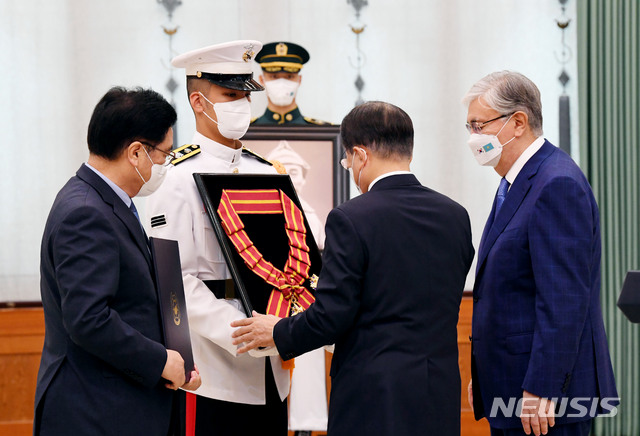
[217,189,316,317]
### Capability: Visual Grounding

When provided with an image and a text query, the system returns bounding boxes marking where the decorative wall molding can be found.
[158,0,182,145]
[556,0,572,155]
[347,0,368,106]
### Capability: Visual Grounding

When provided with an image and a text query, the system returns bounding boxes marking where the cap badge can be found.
[276,43,288,56]
[243,43,255,62]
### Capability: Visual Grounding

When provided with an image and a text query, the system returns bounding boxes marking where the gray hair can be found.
[463,71,543,136]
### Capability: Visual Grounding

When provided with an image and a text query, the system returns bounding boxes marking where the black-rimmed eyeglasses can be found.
[141,142,176,166]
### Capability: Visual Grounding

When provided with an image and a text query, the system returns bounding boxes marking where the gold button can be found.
[285,114,293,121]
[273,113,280,121]
[232,168,239,174]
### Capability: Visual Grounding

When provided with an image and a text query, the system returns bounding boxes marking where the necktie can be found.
[129,201,141,222]
[495,178,510,216]
[129,201,149,242]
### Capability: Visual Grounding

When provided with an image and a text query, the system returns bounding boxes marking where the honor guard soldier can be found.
[252,41,329,126]
[146,40,290,436]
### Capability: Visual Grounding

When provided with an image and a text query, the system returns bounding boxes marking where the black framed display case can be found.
[194,174,323,317]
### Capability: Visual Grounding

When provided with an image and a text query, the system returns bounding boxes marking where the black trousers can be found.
[174,359,288,436]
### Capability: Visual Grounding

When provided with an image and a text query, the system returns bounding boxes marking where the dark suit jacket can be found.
[35,164,173,435]
[471,141,618,428]
[274,174,474,436]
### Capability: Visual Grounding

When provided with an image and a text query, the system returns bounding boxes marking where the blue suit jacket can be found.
[471,141,618,428]
[274,174,474,436]
[35,164,173,435]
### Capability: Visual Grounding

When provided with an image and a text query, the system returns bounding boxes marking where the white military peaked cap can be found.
[172,40,264,91]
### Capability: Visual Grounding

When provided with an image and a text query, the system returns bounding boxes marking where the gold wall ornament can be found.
[162,26,179,35]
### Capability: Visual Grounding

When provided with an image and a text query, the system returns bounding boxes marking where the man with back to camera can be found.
[146,40,290,436]
[252,41,328,126]
[35,87,201,436]
[231,101,475,435]
[464,71,618,436]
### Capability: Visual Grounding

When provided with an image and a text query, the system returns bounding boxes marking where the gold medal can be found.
[290,297,304,316]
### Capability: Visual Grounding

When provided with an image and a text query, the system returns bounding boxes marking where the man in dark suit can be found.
[464,71,618,436]
[231,101,474,435]
[35,87,201,435]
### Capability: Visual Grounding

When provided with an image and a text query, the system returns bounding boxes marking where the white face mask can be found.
[135,147,169,197]
[264,78,300,106]
[199,92,252,140]
[467,114,515,167]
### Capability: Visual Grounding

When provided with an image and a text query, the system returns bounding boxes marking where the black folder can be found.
[617,270,640,323]
[149,237,195,381]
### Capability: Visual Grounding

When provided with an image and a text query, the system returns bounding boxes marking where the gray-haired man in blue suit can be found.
[465,71,618,436]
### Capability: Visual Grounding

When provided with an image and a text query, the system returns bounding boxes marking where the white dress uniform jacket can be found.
[146,131,290,404]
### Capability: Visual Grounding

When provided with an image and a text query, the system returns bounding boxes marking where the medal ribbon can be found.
[217,189,315,317]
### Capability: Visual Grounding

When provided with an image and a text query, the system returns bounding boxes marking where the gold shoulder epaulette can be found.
[242,147,273,166]
[170,144,201,165]
[303,116,329,125]
[250,116,259,124]
[271,160,287,174]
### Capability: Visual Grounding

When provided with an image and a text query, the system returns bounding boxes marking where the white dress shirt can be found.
[504,136,546,188]
[368,170,413,191]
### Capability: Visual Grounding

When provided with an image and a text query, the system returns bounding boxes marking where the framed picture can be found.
[242,125,349,250]
[194,174,323,318]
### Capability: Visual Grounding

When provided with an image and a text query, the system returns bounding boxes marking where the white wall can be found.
[0,0,578,301]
